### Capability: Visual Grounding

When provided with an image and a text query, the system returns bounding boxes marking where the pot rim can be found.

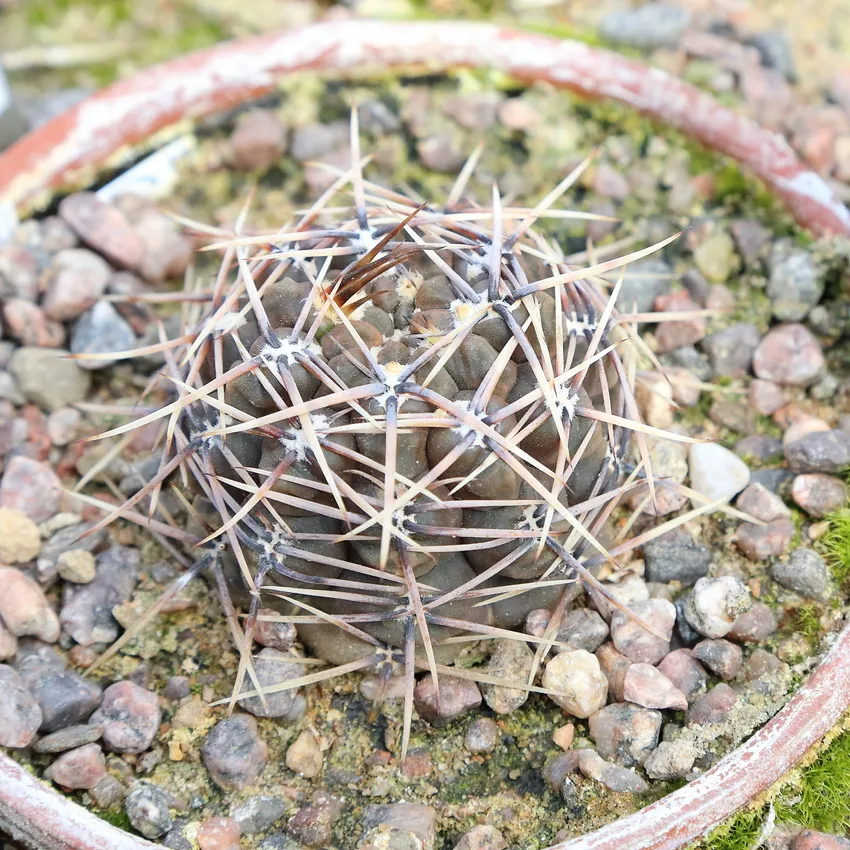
[0,20,848,850]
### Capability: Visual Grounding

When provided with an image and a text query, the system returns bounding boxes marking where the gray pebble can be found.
[237,648,303,718]
[600,4,691,49]
[766,243,822,320]
[70,301,137,371]
[643,530,710,586]
[19,667,101,732]
[33,723,103,753]
[231,795,287,834]
[785,430,850,474]
[772,548,831,602]
[125,783,173,840]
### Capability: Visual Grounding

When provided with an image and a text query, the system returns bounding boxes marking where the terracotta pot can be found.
[0,20,848,850]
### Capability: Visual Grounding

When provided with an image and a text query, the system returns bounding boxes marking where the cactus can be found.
[85,112,705,760]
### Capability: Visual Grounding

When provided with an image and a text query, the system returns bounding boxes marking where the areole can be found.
[0,20,848,850]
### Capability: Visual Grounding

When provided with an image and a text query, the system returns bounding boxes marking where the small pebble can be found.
[96,680,161,753]
[610,599,675,665]
[692,639,743,680]
[125,783,173,840]
[552,723,575,751]
[465,717,499,754]
[0,567,59,642]
[0,664,42,747]
[361,804,437,849]
[745,648,785,682]
[599,3,691,49]
[766,243,823,320]
[0,455,63,523]
[727,603,778,644]
[576,749,650,794]
[56,549,97,584]
[595,643,631,702]
[414,674,481,727]
[701,324,760,378]
[0,508,41,563]
[231,110,287,171]
[286,729,323,778]
[46,407,82,447]
[623,664,688,711]
[21,667,101,732]
[253,608,297,651]
[553,608,609,653]
[198,816,241,850]
[772,549,831,602]
[454,825,507,850]
[735,483,790,522]
[736,518,795,560]
[542,650,608,718]
[685,577,752,638]
[688,443,750,504]
[286,791,344,848]
[687,683,737,725]
[643,740,697,780]
[642,530,710,586]
[44,743,106,790]
[748,379,785,415]
[791,473,848,517]
[163,676,191,701]
[70,301,137,371]
[42,248,111,321]
[90,773,126,809]
[481,638,533,715]
[231,795,286,835]
[588,703,661,767]
[791,830,850,850]
[785,430,850,474]
[657,649,707,703]
[238,648,302,719]
[33,723,103,753]
[59,193,144,270]
[736,435,783,464]
[753,324,824,386]
[202,715,268,790]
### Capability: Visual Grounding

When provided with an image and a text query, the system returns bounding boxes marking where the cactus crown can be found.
[87,112,697,760]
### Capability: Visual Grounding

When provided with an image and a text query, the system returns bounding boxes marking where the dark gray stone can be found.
[785,430,850,473]
[125,783,173,840]
[643,530,711,586]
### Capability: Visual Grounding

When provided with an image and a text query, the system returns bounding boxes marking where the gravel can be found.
[753,324,825,386]
[230,796,287,835]
[33,723,103,753]
[125,783,173,840]
[285,729,323,778]
[687,683,737,725]
[643,739,697,780]
[657,649,708,703]
[94,681,161,753]
[70,301,137,371]
[688,443,750,504]
[542,649,609,718]
[700,323,761,378]
[202,714,268,791]
[691,639,743,680]
[465,717,499,754]
[414,673,481,726]
[642,530,711,586]
[0,508,41,563]
[20,666,102,732]
[599,4,691,49]
[44,743,106,790]
[588,703,662,766]
[772,548,832,602]
[766,242,823,320]
[481,638,533,715]
[685,577,752,638]
[0,567,60,642]
[0,664,42,747]
[622,663,688,711]
[9,347,90,412]
[791,473,848,517]
[610,599,675,664]
[237,648,303,718]
[785,430,850,473]
[0,455,63,522]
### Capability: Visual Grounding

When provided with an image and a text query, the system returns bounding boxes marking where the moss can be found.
[788,602,823,644]
[821,508,850,588]
[775,732,850,834]
[696,808,764,850]
[94,808,133,830]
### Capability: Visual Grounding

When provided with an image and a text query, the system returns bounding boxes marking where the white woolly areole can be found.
[211,312,247,337]
[258,338,321,367]
[280,413,330,461]
[450,397,487,448]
